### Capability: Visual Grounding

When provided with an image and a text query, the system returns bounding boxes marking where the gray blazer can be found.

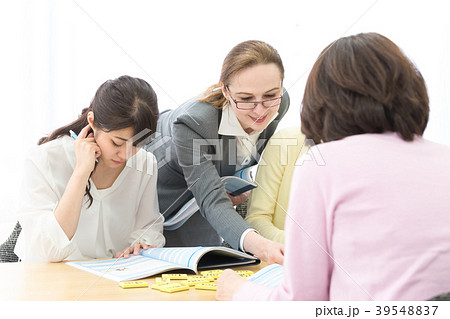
[145,90,290,249]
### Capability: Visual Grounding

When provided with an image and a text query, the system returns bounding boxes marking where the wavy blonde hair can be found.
[198,40,284,109]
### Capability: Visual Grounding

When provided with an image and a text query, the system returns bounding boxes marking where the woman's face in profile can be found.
[93,126,139,168]
[225,63,283,134]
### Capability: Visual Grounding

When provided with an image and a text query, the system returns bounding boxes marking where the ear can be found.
[87,111,95,129]
[219,81,228,99]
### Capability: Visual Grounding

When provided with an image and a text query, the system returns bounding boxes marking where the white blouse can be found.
[218,104,278,170]
[15,136,165,262]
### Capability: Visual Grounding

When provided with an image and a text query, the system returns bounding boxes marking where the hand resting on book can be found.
[115,242,157,258]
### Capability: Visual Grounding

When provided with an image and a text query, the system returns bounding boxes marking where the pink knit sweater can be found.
[234,133,450,301]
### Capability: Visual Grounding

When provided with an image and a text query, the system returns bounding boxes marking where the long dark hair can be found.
[39,75,159,206]
[301,32,429,144]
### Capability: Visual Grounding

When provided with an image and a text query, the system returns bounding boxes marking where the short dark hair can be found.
[301,32,429,143]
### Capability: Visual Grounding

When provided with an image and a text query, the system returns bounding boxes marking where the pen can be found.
[69,130,78,140]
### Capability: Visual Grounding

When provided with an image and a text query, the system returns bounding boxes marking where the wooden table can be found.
[0,261,264,301]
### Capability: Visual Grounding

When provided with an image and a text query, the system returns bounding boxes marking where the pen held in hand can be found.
[69,130,78,140]
[69,130,98,162]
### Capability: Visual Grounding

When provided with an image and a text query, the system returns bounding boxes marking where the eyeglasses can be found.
[225,86,283,110]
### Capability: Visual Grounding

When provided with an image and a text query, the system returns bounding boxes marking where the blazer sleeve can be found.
[171,119,252,249]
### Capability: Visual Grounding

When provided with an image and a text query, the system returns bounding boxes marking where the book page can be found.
[141,247,210,270]
[233,165,257,182]
[248,263,284,288]
[67,247,259,282]
[67,255,183,282]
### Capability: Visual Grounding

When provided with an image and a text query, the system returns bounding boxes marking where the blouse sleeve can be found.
[128,155,165,248]
[234,152,333,300]
[16,153,77,262]
[245,138,285,243]
[171,121,251,250]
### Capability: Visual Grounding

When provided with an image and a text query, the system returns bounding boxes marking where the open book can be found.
[163,165,257,230]
[66,246,260,282]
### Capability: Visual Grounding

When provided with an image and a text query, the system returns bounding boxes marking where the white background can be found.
[1,0,449,233]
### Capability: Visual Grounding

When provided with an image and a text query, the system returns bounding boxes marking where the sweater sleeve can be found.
[234,152,333,300]
[16,154,76,262]
[245,136,285,243]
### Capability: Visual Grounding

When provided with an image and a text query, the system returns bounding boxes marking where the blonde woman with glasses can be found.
[146,40,289,264]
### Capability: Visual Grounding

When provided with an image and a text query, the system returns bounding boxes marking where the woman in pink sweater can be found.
[216,32,450,301]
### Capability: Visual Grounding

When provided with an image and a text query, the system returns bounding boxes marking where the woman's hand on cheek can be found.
[74,124,101,175]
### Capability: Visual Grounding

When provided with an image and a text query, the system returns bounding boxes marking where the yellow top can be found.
[245,126,307,243]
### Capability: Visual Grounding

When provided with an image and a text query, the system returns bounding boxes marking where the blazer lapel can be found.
[218,134,237,177]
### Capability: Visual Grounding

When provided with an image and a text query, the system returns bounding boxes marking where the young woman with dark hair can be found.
[14,75,165,262]
[217,33,450,301]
